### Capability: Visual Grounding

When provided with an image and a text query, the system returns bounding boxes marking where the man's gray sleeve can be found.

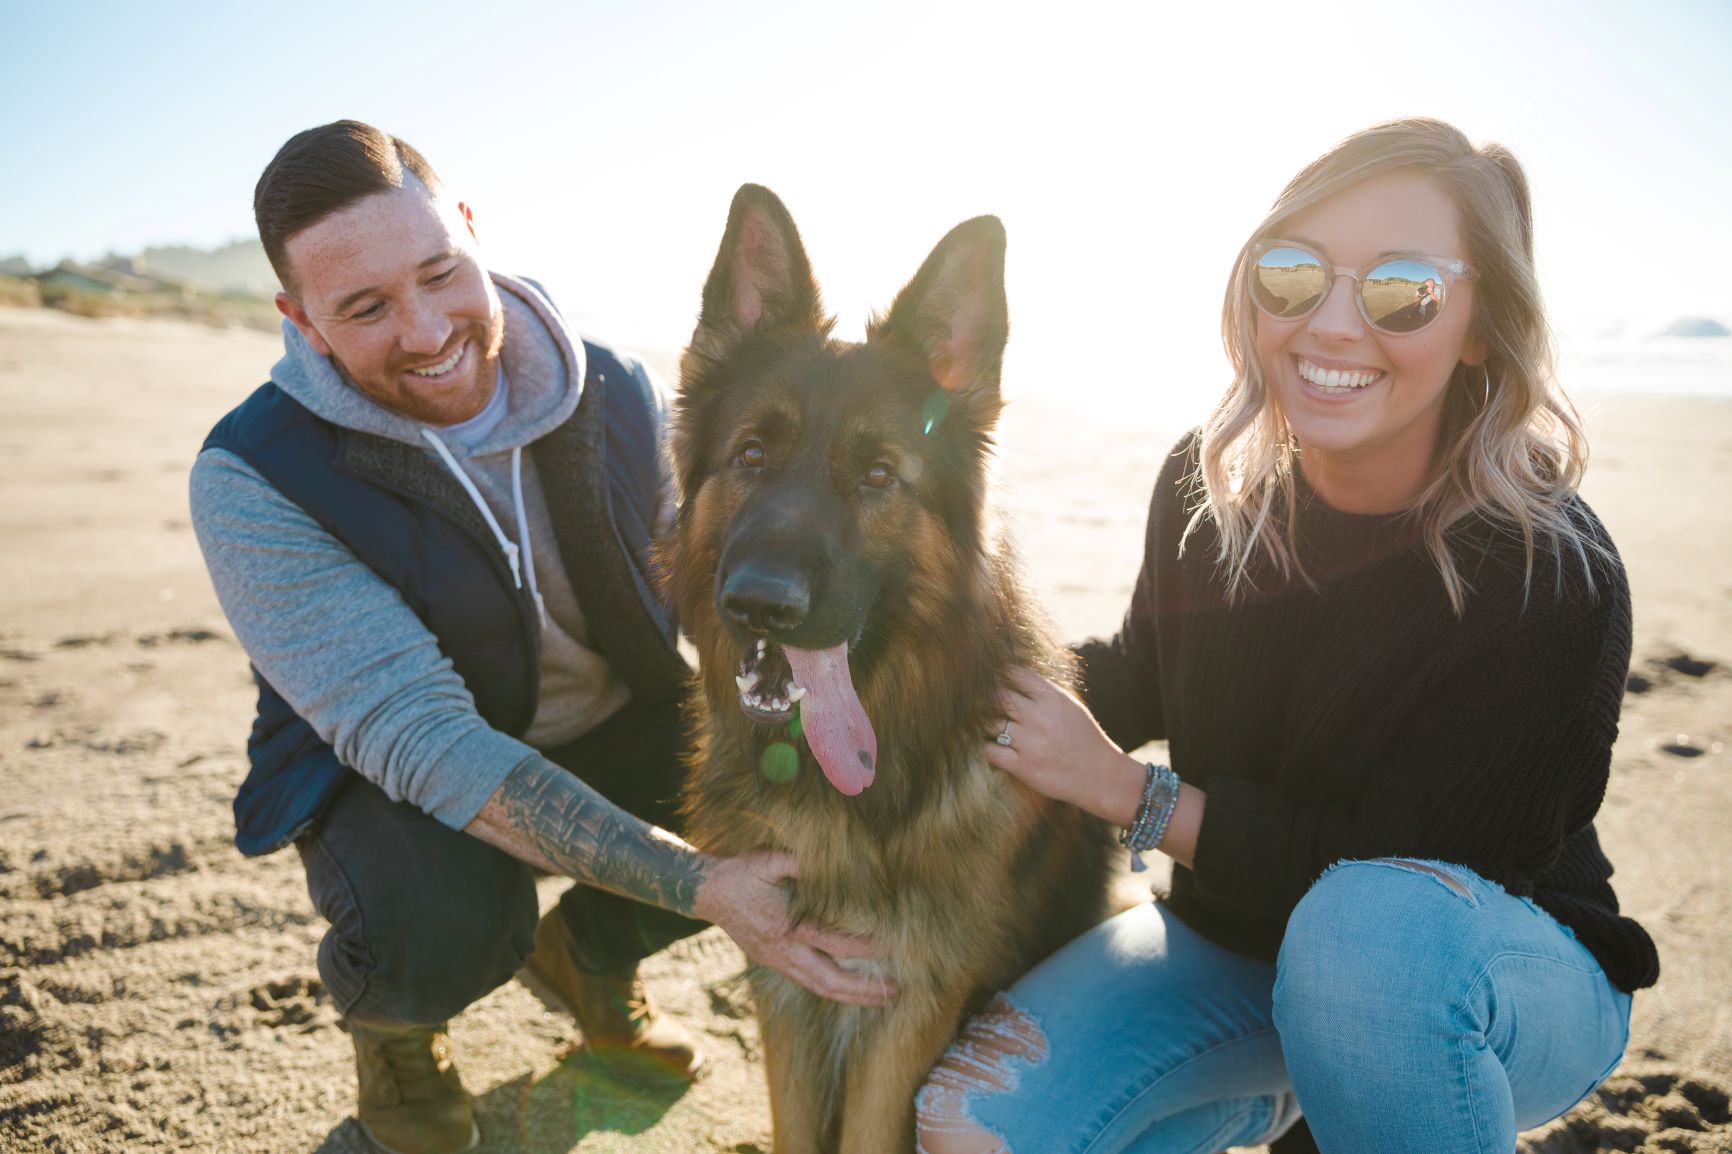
[189,448,538,829]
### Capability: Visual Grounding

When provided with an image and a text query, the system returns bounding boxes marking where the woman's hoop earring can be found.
[1466,365,1491,410]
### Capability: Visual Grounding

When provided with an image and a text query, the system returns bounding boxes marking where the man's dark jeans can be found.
[295,698,707,1027]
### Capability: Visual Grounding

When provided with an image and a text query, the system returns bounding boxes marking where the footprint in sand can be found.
[1659,653,1718,678]
[0,971,83,1078]
[85,729,168,755]
[247,977,328,1029]
[135,628,223,648]
[26,728,168,756]
[705,972,755,1021]
[1523,1070,1732,1153]
[52,634,120,650]
[1626,650,1725,699]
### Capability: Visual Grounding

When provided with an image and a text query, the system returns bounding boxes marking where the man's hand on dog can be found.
[695,851,895,1007]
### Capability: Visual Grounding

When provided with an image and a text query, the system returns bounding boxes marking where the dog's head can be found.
[666,184,1009,796]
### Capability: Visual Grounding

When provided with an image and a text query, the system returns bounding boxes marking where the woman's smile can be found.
[1291,354,1387,402]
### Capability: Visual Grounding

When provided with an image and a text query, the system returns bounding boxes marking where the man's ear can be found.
[275,292,332,357]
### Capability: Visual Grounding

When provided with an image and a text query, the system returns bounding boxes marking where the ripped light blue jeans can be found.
[916,859,1632,1154]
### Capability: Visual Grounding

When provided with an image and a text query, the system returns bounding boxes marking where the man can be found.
[191,121,885,1154]
[1416,276,1440,318]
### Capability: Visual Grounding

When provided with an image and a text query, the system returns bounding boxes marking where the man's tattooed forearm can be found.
[470,758,706,915]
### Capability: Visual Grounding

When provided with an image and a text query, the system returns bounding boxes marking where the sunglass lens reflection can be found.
[1251,248,1326,319]
[1362,258,1445,333]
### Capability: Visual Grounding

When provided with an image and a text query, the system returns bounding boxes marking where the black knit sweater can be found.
[1077,433,1659,993]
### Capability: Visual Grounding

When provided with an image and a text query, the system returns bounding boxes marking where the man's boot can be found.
[517,908,705,1080]
[346,1019,479,1154]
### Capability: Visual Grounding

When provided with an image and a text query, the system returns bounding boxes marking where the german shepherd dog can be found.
[665,185,1110,1153]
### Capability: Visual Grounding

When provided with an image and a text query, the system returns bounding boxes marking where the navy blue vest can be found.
[203,339,690,854]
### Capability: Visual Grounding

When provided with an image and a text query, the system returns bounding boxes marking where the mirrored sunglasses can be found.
[1248,240,1477,335]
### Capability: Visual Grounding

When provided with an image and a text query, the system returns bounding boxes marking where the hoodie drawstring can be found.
[507,444,548,629]
[419,429,548,630]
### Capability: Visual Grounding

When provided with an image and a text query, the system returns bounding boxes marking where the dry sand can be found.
[1,305,1728,1153]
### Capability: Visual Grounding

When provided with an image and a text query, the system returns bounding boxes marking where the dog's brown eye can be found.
[863,462,896,490]
[737,441,766,470]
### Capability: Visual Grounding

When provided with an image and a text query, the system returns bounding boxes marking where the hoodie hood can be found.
[268,271,584,457]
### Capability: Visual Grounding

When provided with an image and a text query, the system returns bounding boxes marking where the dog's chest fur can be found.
[690,736,1048,995]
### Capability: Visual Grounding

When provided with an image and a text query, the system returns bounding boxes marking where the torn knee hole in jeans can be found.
[915,994,1048,1154]
[1370,857,1474,901]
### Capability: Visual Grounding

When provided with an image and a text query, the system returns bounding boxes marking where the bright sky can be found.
[4,0,1730,416]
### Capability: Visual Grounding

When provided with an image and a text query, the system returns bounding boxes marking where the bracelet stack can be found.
[1118,762,1180,873]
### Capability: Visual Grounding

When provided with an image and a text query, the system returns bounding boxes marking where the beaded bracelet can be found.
[1118,762,1180,873]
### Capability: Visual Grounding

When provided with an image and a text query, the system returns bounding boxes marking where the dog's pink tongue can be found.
[783,642,876,795]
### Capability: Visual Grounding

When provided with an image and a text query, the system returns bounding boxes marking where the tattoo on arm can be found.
[464,757,706,916]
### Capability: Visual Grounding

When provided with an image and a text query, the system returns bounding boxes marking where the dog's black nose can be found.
[720,565,810,635]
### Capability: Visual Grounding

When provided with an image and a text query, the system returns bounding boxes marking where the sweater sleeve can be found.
[1074,504,1165,749]
[1074,435,1196,750]
[1192,547,1632,921]
[190,448,540,830]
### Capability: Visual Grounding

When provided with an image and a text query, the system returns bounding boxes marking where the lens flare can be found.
[921,389,951,435]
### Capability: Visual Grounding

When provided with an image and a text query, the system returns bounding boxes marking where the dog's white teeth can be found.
[735,671,759,692]
[739,690,793,714]
[787,684,807,703]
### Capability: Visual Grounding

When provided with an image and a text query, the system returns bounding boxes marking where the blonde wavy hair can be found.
[1187,117,1599,615]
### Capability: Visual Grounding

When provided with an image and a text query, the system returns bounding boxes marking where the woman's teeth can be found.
[408,342,466,378]
[1298,358,1382,391]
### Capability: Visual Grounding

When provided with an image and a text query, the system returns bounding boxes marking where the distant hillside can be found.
[1660,317,1731,338]
[130,239,279,296]
[0,241,279,332]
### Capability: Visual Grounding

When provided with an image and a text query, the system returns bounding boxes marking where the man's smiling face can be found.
[275,174,504,425]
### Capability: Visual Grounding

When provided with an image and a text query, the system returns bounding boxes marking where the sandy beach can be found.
[1,305,1729,1153]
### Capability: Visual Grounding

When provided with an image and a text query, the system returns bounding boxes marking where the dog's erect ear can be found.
[690,184,825,360]
[873,216,1008,400]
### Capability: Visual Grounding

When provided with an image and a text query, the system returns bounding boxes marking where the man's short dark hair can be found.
[254,120,441,292]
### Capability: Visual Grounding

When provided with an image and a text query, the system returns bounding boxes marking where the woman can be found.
[915,119,1659,1154]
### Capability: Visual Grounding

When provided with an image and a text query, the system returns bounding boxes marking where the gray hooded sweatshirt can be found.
[190,273,670,830]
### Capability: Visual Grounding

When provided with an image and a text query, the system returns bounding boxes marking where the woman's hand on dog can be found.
[988,668,1204,869]
[986,668,1147,824]
[695,850,896,1007]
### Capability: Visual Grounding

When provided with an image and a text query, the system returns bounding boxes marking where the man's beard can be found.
[337,309,505,424]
